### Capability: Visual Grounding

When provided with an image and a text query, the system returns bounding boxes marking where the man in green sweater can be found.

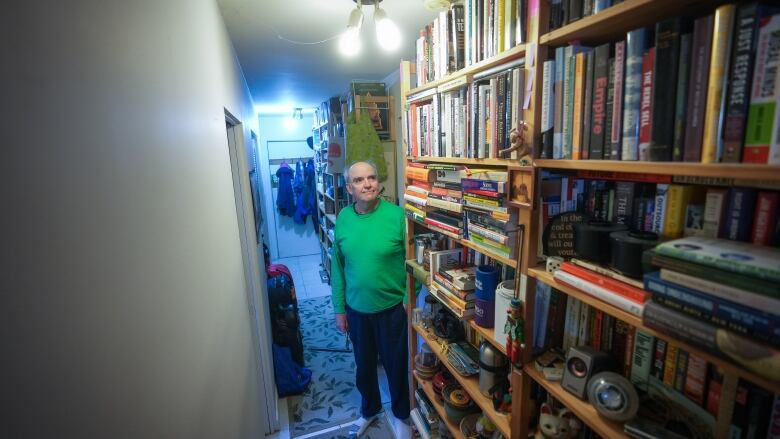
[331,161,409,438]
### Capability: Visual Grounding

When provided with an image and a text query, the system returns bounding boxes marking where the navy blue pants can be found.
[346,302,410,420]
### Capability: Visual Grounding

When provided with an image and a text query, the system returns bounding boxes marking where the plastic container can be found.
[475,265,499,300]
[493,279,515,346]
[474,297,494,328]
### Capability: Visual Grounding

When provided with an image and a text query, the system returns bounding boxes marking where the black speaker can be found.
[587,371,640,422]
[561,346,615,399]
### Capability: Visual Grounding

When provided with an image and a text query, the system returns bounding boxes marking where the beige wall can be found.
[0,0,274,437]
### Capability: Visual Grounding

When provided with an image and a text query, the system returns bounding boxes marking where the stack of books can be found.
[462,178,517,258]
[553,260,649,318]
[411,389,440,439]
[430,248,477,319]
[643,236,780,384]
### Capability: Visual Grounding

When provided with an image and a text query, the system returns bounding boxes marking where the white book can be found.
[554,270,645,317]
[410,408,432,439]
[403,193,428,206]
[542,60,554,132]
[652,183,668,235]
[659,268,780,313]
[577,301,591,346]
[478,84,488,158]
[427,197,463,213]
[562,296,581,351]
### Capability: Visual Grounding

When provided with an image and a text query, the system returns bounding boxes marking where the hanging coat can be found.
[276,165,296,217]
[294,159,318,226]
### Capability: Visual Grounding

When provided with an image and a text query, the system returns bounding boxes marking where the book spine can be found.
[663,344,679,387]
[721,3,761,163]
[674,349,689,392]
[563,46,576,158]
[591,43,610,160]
[630,330,655,392]
[614,181,635,226]
[684,14,714,162]
[554,47,565,158]
[672,33,692,161]
[553,271,645,316]
[652,183,669,235]
[744,15,780,164]
[577,302,591,345]
[702,187,728,238]
[563,296,581,351]
[541,60,555,158]
[652,254,778,297]
[649,17,684,162]
[660,268,780,310]
[582,50,595,160]
[752,191,779,245]
[560,262,648,303]
[662,184,692,238]
[683,353,708,406]
[701,4,736,163]
[572,52,587,159]
[611,40,625,160]
[637,47,655,161]
[622,28,649,161]
[651,338,667,380]
[605,57,616,159]
[723,187,757,242]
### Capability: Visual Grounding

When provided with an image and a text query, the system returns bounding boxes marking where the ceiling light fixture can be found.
[291,107,303,119]
[338,0,400,57]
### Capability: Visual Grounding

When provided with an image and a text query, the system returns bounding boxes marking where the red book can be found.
[638,47,655,161]
[683,353,708,406]
[463,188,500,198]
[623,325,635,378]
[592,310,604,350]
[751,192,779,245]
[574,170,672,184]
[560,262,649,304]
[412,179,432,191]
[424,217,460,234]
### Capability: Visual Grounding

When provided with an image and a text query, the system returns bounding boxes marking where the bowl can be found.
[459,413,481,438]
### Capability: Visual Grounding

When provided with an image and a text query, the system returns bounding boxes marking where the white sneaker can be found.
[391,416,411,439]
[349,414,379,437]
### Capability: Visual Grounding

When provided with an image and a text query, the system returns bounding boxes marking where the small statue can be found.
[534,403,581,439]
[498,122,532,165]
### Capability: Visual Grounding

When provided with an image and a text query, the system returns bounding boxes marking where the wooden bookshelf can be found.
[406,44,527,97]
[540,0,716,47]
[410,218,518,268]
[527,267,780,394]
[415,324,511,438]
[414,372,466,439]
[468,319,507,356]
[534,159,780,182]
[407,156,519,167]
[523,367,628,438]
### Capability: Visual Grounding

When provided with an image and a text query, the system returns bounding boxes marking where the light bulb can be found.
[374,7,400,51]
[339,6,363,57]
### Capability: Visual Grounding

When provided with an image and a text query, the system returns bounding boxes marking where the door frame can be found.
[225,110,279,434]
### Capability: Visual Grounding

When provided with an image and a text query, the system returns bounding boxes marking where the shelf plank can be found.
[414,325,511,438]
[468,319,507,356]
[534,159,780,182]
[414,372,466,439]
[527,267,780,393]
[523,367,628,438]
[409,218,518,268]
[406,44,526,97]
[407,156,517,167]
[540,0,714,47]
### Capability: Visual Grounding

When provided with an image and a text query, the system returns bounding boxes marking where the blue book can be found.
[554,46,566,158]
[461,178,506,193]
[644,271,780,347]
[594,0,611,13]
[721,187,757,242]
[621,27,650,160]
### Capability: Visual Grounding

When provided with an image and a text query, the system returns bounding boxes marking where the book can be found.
[644,271,780,346]
[701,4,736,163]
[642,300,780,382]
[637,47,655,161]
[441,266,477,290]
[622,28,650,161]
[662,344,678,387]
[702,187,727,238]
[429,248,464,277]
[682,353,707,406]
[652,183,669,235]
[560,262,648,303]
[541,59,555,158]
[630,330,655,392]
[610,40,626,160]
[752,191,779,245]
[722,187,757,242]
[684,14,715,162]
[605,57,616,160]
[563,296,582,351]
[590,43,610,159]
[662,184,697,239]
[649,17,687,161]
[614,181,635,226]
[660,267,780,308]
[572,51,588,159]
[554,46,566,158]
[674,349,689,392]
[461,178,506,193]
[744,13,780,163]
[672,32,692,161]
[651,338,667,380]
[582,50,595,159]
[553,270,645,316]
[570,258,644,289]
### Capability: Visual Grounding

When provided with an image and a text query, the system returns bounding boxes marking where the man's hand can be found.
[335,313,349,333]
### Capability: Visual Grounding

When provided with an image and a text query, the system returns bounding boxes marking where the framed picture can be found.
[510,166,535,209]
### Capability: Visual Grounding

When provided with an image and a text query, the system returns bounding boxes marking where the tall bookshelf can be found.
[401,1,780,439]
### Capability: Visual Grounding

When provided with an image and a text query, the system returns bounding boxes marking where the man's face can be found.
[346,163,379,204]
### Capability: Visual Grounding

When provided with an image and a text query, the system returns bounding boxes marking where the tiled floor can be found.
[273,253,332,300]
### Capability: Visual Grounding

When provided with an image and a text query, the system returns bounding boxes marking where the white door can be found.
[266,140,319,259]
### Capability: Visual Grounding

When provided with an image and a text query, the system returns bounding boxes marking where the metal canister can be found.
[415,236,428,265]
[478,341,508,396]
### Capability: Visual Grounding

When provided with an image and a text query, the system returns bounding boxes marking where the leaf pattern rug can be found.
[289,296,362,437]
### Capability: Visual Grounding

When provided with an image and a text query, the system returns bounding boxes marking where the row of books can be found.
[548,0,622,32]
[539,172,780,246]
[415,0,527,86]
[540,3,780,164]
[407,66,525,159]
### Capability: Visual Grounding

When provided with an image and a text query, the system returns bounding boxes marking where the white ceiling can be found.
[217,0,440,110]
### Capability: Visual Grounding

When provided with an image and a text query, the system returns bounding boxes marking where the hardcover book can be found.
[672,32,692,161]
[701,4,736,163]
[590,43,611,159]
[622,28,651,161]
[744,13,780,164]
[683,14,714,162]
[637,47,655,161]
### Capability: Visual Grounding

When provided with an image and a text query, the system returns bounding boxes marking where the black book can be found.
[672,32,692,161]
[649,17,690,161]
[550,0,563,30]
[590,43,611,159]
[427,210,464,228]
[504,72,513,149]
[568,0,582,23]
[614,181,636,226]
[604,57,616,159]
[582,51,595,159]
[583,0,593,18]
[451,4,466,71]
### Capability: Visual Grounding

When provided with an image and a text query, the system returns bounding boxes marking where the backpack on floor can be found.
[273,343,312,397]
[266,264,304,366]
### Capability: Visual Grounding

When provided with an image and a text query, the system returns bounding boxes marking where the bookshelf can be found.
[402,0,780,438]
[415,374,466,439]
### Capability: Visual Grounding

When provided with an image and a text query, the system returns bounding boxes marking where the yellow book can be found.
[572,52,586,160]
[497,0,506,53]
[701,4,736,163]
[663,344,679,387]
[405,166,433,181]
[663,185,695,239]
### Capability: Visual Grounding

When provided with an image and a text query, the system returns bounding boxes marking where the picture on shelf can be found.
[510,167,535,208]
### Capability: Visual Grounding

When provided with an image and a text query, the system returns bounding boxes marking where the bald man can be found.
[331,161,409,438]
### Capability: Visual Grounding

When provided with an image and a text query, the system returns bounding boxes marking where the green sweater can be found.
[331,199,407,314]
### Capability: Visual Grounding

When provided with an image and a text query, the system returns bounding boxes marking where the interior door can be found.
[266,140,318,259]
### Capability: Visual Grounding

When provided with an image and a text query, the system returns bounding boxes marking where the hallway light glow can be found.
[374,6,400,51]
[339,5,363,57]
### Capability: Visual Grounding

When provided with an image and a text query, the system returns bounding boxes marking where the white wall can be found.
[258,115,319,261]
[0,1,275,437]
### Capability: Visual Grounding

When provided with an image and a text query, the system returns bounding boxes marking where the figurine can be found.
[534,403,581,439]
[498,122,532,164]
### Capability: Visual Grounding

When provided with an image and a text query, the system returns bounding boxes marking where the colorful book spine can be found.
[560,262,648,303]
[605,58,616,159]
[651,338,667,380]
[541,59,555,158]
[563,296,582,351]
[683,353,708,406]
[752,191,779,246]
[660,268,780,310]
[637,47,655,161]
[662,184,694,238]
[652,183,669,235]
[611,40,626,160]
[701,4,736,163]
[622,28,649,160]
[644,271,780,346]
[674,349,689,392]
[591,43,610,159]
[672,32,692,161]
[553,270,645,316]
[722,187,757,242]
[649,17,686,162]
[554,47,565,158]
[684,14,714,162]
[582,51,595,160]
[663,344,679,387]
[572,51,587,159]
[629,330,655,392]
[461,178,506,193]
[744,13,780,164]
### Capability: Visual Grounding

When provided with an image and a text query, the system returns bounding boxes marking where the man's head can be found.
[345,161,380,204]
